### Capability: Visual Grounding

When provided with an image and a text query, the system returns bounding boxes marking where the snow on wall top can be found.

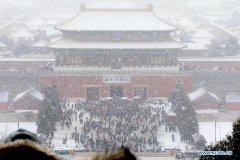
[56,7,176,31]
[49,39,183,49]
[13,88,43,102]
[0,91,8,103]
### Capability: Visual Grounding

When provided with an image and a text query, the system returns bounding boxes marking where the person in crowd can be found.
[56,99,169,152]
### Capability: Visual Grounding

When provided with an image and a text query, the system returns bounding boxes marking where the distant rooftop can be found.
[0,91,8,103]
[0,42,6,48]
[85,0,145,9]
[188,87,220,102]
[8,29,34,39]
[56,2,176,32]
[13,88,43,102]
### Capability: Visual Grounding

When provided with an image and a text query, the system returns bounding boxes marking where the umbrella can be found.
[133,96,140,99]
[105,97,113,100]
[192,133,207,144]
[38,133,47,143]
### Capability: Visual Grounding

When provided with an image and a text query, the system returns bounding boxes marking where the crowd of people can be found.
[56,99,168,152]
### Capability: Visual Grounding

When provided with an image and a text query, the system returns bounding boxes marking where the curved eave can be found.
[48,39,183,50]
[55,9,177,33]
[56,28,177,33]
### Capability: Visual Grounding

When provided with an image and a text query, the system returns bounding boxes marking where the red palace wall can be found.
[39,75,192,99]
[12,96,41,110]
[193,103,219,110]
[0,103,8,110]
[224,103,240,111]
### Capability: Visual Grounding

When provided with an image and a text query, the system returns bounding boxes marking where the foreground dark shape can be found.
[0,129,61,160]
[0,129,137,160]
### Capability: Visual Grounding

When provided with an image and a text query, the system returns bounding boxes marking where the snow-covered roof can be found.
[8,29,34,39]
[44,27,62,36]
[39,10,78,20]
[187,0,208,8]
[192,30,215,38]
[179,58,240,62]
[0,58,55,62]
[191,38,214,45]
[0,42,6,48]
[197,16,236,38]
[32,40,49,48]
[192,133,207,143]
[24,17,45,29]
[188,87,220,102]
[189,88,206,101]
[183,43,207,50]
[14,88,43,102]
[225,92,240,103]
[49,39,183,49]
[0,91,8,103]
[56,8,176,32]
[45,19,64,26]
[32,37,62,48]
[85,0,143,9]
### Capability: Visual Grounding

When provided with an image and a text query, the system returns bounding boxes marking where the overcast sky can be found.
[0,0,223,6]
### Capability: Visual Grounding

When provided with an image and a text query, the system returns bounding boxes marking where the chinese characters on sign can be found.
[103,76,131,83]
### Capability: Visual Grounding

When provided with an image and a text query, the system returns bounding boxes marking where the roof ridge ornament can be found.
[147,3,153,11]
[80,3,86,11]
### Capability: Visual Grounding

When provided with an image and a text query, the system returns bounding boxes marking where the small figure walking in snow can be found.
[172,134,175,142]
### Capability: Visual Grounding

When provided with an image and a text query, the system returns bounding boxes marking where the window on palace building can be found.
[134,87,147,99]
[150,56,163,65]
[59,56,64,66]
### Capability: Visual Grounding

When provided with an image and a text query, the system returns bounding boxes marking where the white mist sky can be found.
[0,0,223,7]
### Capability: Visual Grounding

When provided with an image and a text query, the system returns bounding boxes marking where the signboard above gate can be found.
[103,75,131,83]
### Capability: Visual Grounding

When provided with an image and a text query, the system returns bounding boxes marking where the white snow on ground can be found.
[0,121,234,160]
[50,102,186,151]
[0,122,37,139]
[0,121,233,151]
[196,110,218,114]
[157,124,190,151]
[199,122,233,145]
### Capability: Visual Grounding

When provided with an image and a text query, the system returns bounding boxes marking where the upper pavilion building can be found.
[40,1,192,101]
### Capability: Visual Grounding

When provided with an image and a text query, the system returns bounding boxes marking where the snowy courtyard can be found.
[0,120,233,151]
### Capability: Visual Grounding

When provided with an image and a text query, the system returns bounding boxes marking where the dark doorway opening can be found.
[134,87,147,99]
[86,87,100,101]
[110,86,124,99]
